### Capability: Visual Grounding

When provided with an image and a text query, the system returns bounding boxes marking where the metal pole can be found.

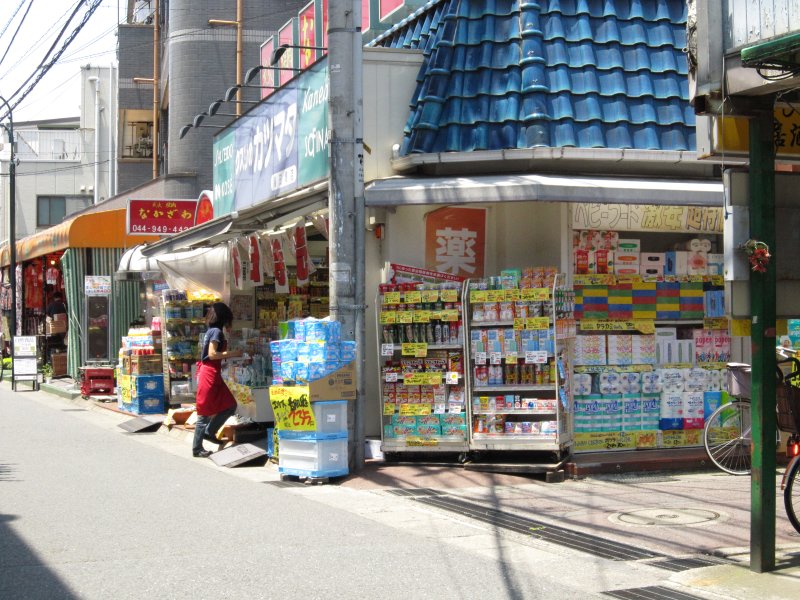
[152,0,160,178]
[0,94,16,346]
[749,102,777,573]
[328,0,365,470]
[236,0,243,118]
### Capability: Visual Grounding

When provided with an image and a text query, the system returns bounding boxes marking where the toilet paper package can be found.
[572,373,593,396]
[621,394,642,431]
[597,395,622,432]
[703,391,723,419]
[573,395,602,433]
[683,368,709,392]
[641,394,661,430]
[658,369,685,394]
[598,371,621,395]
[619,372,641,393]
[682,391,705,429]
[659,391,684,430]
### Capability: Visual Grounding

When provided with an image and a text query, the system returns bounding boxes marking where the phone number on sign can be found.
[130,224,191,234]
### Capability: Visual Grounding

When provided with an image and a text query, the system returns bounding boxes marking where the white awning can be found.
[364,174,724,207]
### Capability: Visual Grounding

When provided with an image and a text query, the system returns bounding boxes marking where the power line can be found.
[0,0,27,40]
[0,0,36,69]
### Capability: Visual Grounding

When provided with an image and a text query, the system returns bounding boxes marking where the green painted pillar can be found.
[749,104,777,573]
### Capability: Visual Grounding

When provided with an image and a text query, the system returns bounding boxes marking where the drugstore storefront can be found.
[364,172,729,457]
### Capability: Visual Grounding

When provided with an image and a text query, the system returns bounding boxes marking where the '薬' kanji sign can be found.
[424,206,486,278]
[127,199,197,235]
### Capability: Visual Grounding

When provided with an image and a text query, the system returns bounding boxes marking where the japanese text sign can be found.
[127,199,197,235]
[269,386,317,431]
[424,207,486,278]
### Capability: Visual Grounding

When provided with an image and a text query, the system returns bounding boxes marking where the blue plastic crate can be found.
[278,465,349,479]
[119,394,165,415]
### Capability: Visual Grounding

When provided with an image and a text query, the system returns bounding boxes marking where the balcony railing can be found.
[14,129,82,161]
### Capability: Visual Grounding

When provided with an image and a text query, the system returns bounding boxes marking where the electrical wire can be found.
[0,0,36,69]
[0,0,27,40]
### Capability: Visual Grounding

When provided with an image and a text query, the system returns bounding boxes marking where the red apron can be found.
[195,358,237,416]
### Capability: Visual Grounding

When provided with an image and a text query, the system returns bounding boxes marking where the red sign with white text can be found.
[299,2,317,69]
[260,38,275,100]
[424,206,486,278]
[278,21,295,86]
[127,199,197,235]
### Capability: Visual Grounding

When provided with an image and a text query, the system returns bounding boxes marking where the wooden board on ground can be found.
[118,415,164,433]
[210,444,267,468]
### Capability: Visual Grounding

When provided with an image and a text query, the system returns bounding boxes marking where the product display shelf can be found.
[375,283,469,456]
[464,273,574,453]
[160,297,209,405]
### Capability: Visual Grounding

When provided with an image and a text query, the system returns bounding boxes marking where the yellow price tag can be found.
[513,318,525,330]
[406,438,439,447]
[404,291,421,304]
[383,292,401,305]
[383,403,396,416]
[526,317,549,330]
[401,342,428,357]
[486,290,505,302]
[421,290,439,303]
[731,319,751,337]
[399,404,416,415]
[415,404,432,416]
[397,311,413,324]
[617,274,643,284]
[439,309,459,322]
[521,288,550,301]
[469,290,488,303]
[379,311,397,324]
[413,310,431,323]
[440,289,459,303]
[635,431,658,448]
[711,275,724,286]
[704,318,728,331]
[404,372,441,386]
[504,289,521,301]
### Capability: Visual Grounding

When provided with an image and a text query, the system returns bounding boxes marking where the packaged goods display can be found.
[256,266,329,338]
[117,323,165,413]
[377,282,469,453]
[270,317,352,384]
[464,268,575,450]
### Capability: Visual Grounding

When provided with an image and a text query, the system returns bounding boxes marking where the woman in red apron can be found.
[193,302,242,457]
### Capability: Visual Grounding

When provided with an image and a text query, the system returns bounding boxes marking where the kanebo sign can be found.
[212,61,329,218]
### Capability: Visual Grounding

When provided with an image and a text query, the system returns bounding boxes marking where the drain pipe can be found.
[88,75,101,204]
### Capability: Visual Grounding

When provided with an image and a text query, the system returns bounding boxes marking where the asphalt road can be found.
[2,384,798,599]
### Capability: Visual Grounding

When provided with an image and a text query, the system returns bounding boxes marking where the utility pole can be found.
[0,95,16,346]
[328,0,365,470]
[749,101,777,573]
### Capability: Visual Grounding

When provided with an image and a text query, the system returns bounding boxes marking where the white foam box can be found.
[641,265,664,277]
[617,239,641,254]
[707,253,724,276]
[640,253,665,267]
[664,250,689,276]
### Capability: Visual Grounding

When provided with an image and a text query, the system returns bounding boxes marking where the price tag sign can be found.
[439,309,459,322]
[421,290,439,303]
[486,289,505,302]
[526,317,549,330]
[413,310,430,323]
[513,318,525,330]
[384,371,399,382]
[404,372,442,386]
[704,318,728,331]
[490,351,502,365]
[379,311,397,324]
[383,403,396,415]
[505,352,518,363]
[383,292,401,305]
[399,404,416,415]
[521,288,549,301]
[475,351,487,365]
[415,404,432,416]
[440,289,459,303]
[381,344,395,356]
[397,311,413,324]
[402,342,428,357]
[404,290,421,304]
[469,290,488,303]
[525,350,548,364]
[445,371,460,385]
[504,289,521,301]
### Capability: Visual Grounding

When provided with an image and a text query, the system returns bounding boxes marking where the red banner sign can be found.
[424,206,486,278]
[299,3,317,70]
[127,199,197,235]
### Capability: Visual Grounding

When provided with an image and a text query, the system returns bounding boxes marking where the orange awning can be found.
[0,208,160,267]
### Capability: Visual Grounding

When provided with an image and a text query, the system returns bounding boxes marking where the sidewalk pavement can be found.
[35,381,800,599]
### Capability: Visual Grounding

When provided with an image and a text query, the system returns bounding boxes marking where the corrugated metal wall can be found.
[61,248,141,379]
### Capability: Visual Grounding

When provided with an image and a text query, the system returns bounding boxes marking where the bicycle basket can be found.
[727,363,752,398]
[777,373,800,435]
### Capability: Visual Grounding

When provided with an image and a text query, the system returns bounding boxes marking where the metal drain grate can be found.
[386,488,446,497]
[602,585,706,599]
[415,495,662,561]
[651,556,725,572]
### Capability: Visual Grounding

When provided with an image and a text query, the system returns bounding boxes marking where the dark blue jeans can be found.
[192,407,236,454]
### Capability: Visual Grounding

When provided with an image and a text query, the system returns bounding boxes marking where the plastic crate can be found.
[119,394,165,415]
[278,400,348,440]
[278,435,349,478]
[131,374,165,397]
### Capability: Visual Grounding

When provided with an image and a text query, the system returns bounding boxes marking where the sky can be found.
[0,0,121,123]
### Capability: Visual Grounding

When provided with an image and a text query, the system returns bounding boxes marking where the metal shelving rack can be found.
[375,284,469,457]
[463,273,575,454]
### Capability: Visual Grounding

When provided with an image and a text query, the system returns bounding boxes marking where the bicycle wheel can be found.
[784,457,800,534]
[704,400,752,475]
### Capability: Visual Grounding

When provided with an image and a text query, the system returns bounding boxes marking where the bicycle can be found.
[702,349,800,533]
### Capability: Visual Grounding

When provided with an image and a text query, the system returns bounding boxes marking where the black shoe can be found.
[204,433,226,446]
[193,449,212,458]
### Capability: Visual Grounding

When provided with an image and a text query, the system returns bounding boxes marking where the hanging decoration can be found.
[739,239,771,273]
[310,213,329,240]
[247,234,264,286]
[270,235,289,294]
[287,220,316,287]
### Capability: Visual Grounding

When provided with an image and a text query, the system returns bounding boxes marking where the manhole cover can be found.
[610,508,723,527]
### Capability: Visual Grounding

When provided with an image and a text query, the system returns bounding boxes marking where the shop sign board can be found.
[269,386,317,431]
[259,38,276,100]
[13,335,37,384]
[126,199,197,235]
[85,276,112,296]
[424,206,487,278]
[697,106,800,162]
[571,204,724,234]
[386,263,465,285]
[298,2,318,70]
[278,19,297,87]
[212,61,329,219]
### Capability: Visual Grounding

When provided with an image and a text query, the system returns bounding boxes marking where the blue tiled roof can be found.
[370,0,695,155]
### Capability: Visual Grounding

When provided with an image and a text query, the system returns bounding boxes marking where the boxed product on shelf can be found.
[130,355,163,375]
[575,335,607,365]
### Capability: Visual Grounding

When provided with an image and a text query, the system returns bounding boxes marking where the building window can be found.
[120,109,154,159]
[37,196,67,227]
